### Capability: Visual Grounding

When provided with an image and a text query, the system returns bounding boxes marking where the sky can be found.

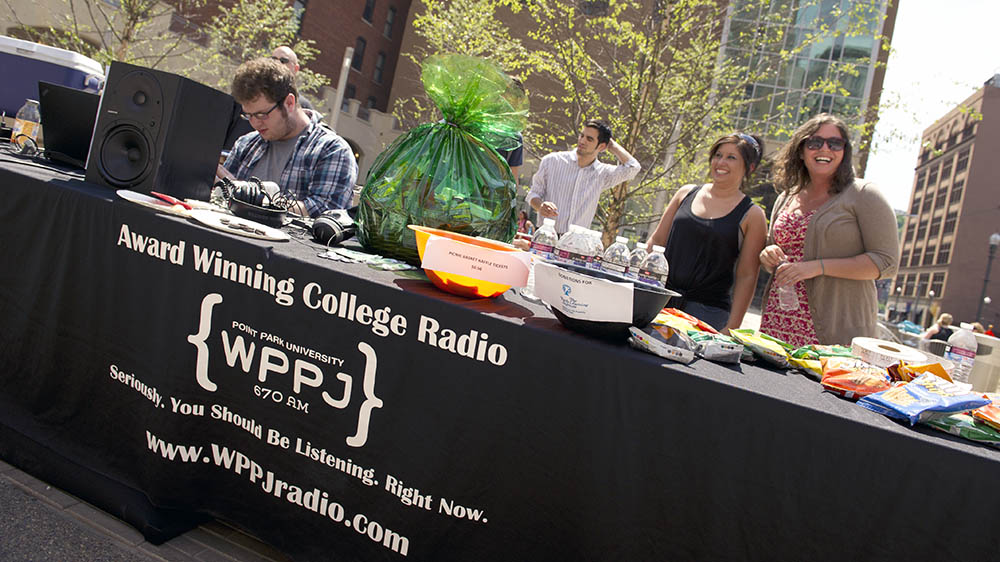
[864,0,1000,210]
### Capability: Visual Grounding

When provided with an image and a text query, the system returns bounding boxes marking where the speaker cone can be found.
[98,124,152,186]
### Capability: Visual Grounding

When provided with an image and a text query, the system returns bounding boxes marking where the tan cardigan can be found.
[764,180,900,345]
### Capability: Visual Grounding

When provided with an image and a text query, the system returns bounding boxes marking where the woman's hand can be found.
[759,244,787,272]
[773,260,823,287]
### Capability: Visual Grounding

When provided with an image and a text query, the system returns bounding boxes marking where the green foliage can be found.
[201,0,328,94]
[392,0,893,242]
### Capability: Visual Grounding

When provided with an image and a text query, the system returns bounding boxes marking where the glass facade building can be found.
[723,0,892,140]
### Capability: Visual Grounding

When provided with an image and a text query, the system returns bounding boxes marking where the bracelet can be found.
[819,259,825,276]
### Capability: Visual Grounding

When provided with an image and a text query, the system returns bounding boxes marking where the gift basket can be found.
[357,54,527,264]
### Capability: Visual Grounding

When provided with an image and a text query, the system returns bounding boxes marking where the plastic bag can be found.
[789,345,855,379]
[923,414,1000,447]
[358,54,528,264]
[819,357,891,400]
[730,329,793,368]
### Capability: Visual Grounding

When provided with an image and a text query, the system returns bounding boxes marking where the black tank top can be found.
[665,185,753,310]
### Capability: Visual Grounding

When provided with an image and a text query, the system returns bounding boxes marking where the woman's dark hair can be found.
[232,57,298,110]
[707,132,764,191]
[773,113,854,195]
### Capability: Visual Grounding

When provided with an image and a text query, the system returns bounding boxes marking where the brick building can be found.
[890,76,1000,329]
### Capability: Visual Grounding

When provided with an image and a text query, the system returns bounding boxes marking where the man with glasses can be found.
[271,45,315,111]
[219,57,357,217]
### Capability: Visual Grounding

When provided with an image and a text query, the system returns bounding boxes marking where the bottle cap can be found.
[616,236,629,244]
[651,244,665,253]
[542,218,555,226]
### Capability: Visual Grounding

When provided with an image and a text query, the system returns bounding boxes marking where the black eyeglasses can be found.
[272,56,291,64]
[239,100,282,121]
[804,136,846,151]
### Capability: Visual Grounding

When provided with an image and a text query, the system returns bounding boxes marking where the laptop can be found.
[37,81,101,169]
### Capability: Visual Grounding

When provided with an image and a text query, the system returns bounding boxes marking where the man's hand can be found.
[539,201,558,218]
[215,164,235,183]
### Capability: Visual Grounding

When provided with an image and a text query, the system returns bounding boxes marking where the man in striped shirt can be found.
[527,120,640,234]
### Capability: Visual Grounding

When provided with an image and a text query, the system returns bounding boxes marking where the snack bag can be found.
[819,357,892,400]
[686,331,743,363]
[652,311,699,334]
[886,361,953,383]
[922,413,1000,447]
[789,345,855,379]
[662,308,719,334]
[729,329,792,368]
[358,54,527,264]
[629,327,696,364]
[857,373,991,426]
[971,393,1000,431]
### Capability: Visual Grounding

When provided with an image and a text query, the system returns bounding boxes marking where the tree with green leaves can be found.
[398,0,892,245]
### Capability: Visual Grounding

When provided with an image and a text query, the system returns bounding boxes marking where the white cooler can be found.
[0,35,104,118]
[970,333,1000,393]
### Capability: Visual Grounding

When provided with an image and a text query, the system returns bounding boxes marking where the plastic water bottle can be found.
[628,245,648,279]
[520,218,558,302]
[776,262,799,311]
[602,236,631,276]
[944,323,978,383]
[638,244,669,287]
[10,99,40,146]
[584,229,605,270]
[554,225,594,268]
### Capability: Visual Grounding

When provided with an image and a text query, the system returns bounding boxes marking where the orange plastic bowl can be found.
[408,225,520,298]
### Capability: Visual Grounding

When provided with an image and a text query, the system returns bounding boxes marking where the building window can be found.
[940,158,952,180]
[929,216,942,238]
[341,84,356,112]
[917,272,931,295]
[373,52,386,84]
[927,164,939,187]
[930,272,945,298]
[921,197,932,213]
[904,275,915,297]
[937,243,951,265]
[904,223,915,242]
[351,37,366,70]
[915,170,926,192]
[962,122,975,140]
[955,148,969,173]
[950,179,964,204]
[943,212,957,235]
[384,6,396,38]
[362,0,375,22]
[293,0,307,33]
[922,247,936,266]
[578,0,609,16]
[934,188,948,209]
[909,198,920,215]
[916,219,927,240]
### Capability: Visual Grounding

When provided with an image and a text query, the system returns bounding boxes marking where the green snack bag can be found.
[358,54,528,264]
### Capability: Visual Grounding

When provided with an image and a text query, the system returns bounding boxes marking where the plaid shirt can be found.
[224,111,357,217]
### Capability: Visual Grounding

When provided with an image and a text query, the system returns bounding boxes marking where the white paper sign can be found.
[534,262,633,323]
[421,237,531,287]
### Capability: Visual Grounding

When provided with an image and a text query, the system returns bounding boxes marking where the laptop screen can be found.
[37,81,101,169]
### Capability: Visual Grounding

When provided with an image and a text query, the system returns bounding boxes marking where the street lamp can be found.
[893,286,902,321]
[976,233,1000,322]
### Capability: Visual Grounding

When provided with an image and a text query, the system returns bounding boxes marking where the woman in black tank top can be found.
[646,133,769,332]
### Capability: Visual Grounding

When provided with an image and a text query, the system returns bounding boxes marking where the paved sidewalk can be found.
[0,459,291,562]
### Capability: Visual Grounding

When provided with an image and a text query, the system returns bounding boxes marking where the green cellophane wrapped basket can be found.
[358,54,528,264]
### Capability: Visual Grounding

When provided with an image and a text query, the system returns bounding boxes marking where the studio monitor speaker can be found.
[86,61,234,201]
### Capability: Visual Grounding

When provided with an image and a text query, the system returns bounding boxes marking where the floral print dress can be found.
[760,207,820,348]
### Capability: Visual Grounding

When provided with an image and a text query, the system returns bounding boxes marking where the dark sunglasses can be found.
[239,100,282,121]
[272,56,291,64]
[804,136,846,151]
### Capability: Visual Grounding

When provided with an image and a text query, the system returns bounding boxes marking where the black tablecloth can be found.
[1,154,998,561]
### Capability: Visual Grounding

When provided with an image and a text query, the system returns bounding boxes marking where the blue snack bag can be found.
[857,373,991,426]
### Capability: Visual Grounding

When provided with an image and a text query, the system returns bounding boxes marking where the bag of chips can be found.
[972,393,1000,430]
[729,329,792,368]
[819,357,892,400]
[629,327,696,364]
[686,331,743,363]
[922,413,1000,447]
[661,308,719,333]
[886,361,953,383]
[857,373,992,426]
[358,54,527,264]
[789,345,855,379]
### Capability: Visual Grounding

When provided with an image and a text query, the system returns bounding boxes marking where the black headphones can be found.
[312,207,358,246]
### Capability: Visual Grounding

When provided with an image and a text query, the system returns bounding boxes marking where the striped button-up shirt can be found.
[224,111,358,217]
[527,150,640,234]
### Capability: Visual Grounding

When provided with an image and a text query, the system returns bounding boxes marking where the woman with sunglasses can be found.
[645,132,768,332]
[758,113,899,346]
